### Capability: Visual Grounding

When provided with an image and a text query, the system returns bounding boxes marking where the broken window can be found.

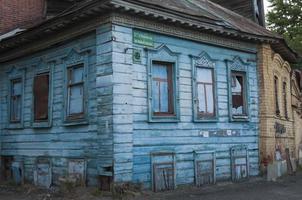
[274,76,280,116]
[33,73,49,122]
[196,67,215,118]
[10,79,22,122]
[231,72,247,116]
[66,64,85,120]
[283,81,288,118]
[152,62,174,116]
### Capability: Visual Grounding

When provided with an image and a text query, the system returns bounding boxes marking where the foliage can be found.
[267,0,302,59]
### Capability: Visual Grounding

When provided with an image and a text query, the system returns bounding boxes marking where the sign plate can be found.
[133,30,154,47]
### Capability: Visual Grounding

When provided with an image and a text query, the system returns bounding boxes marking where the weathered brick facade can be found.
[258,44,295,167]
[0,0,45,34]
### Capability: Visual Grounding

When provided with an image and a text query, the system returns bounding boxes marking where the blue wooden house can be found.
[0,0,297,190]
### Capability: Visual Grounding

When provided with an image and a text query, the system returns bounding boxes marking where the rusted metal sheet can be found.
[68,159,86,186]
[231,145,249,182]
[34,158,52,188]
[151,152,176,192]
[194,151,216,187]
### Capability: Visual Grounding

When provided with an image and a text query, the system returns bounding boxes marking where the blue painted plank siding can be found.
[0,32,111,186]
[110,24,259,188]
[0,21,259,189]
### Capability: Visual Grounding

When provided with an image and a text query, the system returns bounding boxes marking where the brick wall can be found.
[258,44,295,168]
[0,0,45,34]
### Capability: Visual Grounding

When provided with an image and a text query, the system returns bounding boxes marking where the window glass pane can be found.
[71,66,84,83]
[197,68,212,83]
[69,85,84,115]
[152,62,173,115]
[12,81,22,96]
[160,81,169,113]
[11,80,22,122]
[232,74,244,115]
[153,63,168,80]
[11,97,21,121]
[197,84,206,113]
[206,85,214,114]
[274,76,280,115]
[152,80,160,113]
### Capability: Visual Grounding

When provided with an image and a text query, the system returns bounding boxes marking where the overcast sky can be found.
[263,0,271,14]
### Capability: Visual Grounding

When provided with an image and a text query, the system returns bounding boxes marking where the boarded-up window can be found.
[10,79,22,122]
[196,67,215,117]
[33,73,49,121]
[274,76,280,116]
[231,72,246,116]
[67,65,85,119]
[283,82,288,118]
[152,62,174,116]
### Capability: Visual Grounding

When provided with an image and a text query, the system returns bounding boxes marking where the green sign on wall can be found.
[133,30,154,47]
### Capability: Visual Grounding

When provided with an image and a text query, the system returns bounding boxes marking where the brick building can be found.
[0,0,45,34]
[258,44,297,167]
[0,0,78,34]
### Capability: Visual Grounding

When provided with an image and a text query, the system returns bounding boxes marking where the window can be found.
[274,76,280,116]
[147,45,180,122]
[231,72,247,116]
[152,62,174,116]
[33,73,49,122]
[283,82,288,118]
[66,64,85,120]
[10,79,22,123]
[196,67,215,117]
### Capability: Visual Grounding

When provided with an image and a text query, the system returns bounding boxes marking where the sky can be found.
[263,0,271,14]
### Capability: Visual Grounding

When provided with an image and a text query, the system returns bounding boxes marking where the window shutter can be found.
[34,74,49,121]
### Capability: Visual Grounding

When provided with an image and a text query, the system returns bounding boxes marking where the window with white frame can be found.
[196,67,215,117]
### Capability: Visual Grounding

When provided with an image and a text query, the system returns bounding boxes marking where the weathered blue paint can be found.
[108,25,259,188]
[0,33,105,186]
[0,22,260,189]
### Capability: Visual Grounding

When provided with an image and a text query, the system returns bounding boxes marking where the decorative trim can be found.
[191,52,218,122]
[146,44,180,122]
[111,13,258,53]
[61,48,90,126]
[31,58,54,128]
[227,57,250,122]
[6,66,26,129]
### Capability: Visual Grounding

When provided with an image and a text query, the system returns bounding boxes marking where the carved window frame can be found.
[61,48,90,126]
[227,57,250,122]
[31,58,54,128]
[6,66,26,129]
[147,45,180,122]
[191,52,218,122]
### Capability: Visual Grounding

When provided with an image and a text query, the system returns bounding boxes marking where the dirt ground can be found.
[1,173,302,200]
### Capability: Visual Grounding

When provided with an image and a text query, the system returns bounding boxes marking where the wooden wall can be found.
[110,24,260,188]
[0,32,111,186]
